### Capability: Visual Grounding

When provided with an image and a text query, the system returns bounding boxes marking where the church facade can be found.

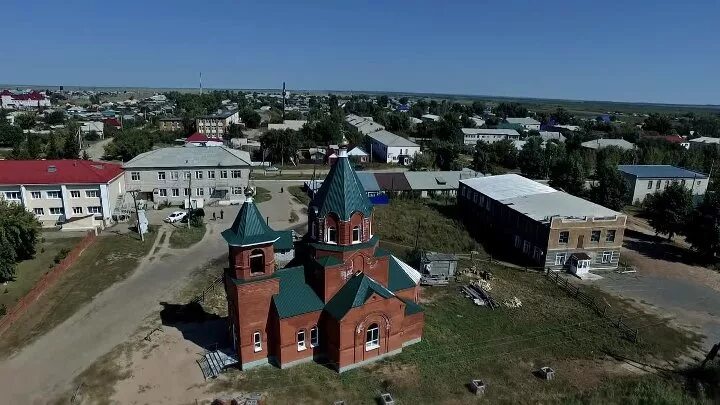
[222,144,424,372]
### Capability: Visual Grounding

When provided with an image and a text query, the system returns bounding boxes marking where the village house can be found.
[366,130,420,165]
[505,117,541,131]
[345,114,385,135]
[221,143,424,372]
[580,138,635,151]
[196,109,240,139]
[185,132,224,147]
[0,159,125,228]
[617,165,708,204]
[688,136,720,150]
[122,146,252,206]
[458,174,626,275]
[267,120,307,131]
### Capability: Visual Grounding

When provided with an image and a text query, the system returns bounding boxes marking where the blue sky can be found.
[2,0,718,104]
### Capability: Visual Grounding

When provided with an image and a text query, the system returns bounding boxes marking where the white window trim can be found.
[310,326,318,348]
[297,330,306,351]
[253,331,262,353]
[131,172,140,181]
[602,251,612,263]
[31,191,42,199]
[47,191,62,199]
[85,190,99,198]
[33,208,44,215]
[352,226,361,244]
[326,227,337,244]
[365,325,380,351]
[72,207,83,214]
[554,253,566,266]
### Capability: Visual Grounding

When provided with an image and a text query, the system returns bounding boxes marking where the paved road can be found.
[0,187,305,403]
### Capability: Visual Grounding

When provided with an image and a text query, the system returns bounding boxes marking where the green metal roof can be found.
[272,267,325,319]
[324,273,395,320]
[315,255,343,267]
[401,298,423,315]
[222,199,279,246]
[310,156,373,221]
[387,255,417,291]
[274,230,294,251]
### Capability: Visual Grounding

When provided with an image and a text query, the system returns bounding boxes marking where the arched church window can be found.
[365,323,380,351]
[352,226,361,243]
[327,227,337,243]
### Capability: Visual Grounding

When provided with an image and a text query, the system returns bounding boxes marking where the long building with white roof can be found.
[458,174,626,274]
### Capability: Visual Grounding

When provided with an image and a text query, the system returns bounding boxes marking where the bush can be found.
[53,248,71,264]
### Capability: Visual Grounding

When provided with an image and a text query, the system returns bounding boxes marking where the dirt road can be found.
[0,185,306,403]
[82,137,113,161]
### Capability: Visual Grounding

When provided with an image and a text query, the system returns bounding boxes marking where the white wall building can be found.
[0,90,51,109]
[506,117,541,131]
[345,114,385,135]
[123,146,253,205]
[462,128,521,145]
[617,165,709,204]
[367,130,421,165]
[0,160,125,228]
[196,110,241,139]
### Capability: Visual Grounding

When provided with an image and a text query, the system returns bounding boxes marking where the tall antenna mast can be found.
[199,72,203,95]
[282,81,286,122]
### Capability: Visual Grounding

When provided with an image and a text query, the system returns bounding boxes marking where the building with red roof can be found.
[0,159,126,227]
[185,132,224,147]
[0,90,51,109]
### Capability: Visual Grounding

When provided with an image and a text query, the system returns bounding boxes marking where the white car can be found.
[164,211,187,223]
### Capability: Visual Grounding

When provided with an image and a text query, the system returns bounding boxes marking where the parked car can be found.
[179,208,205,223]
[164,211,187,223]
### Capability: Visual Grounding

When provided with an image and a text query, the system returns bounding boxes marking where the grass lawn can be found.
[206,266,700,403]
[168,223,206,249]
[0,232,156,357]
[254,186,272,204]
[250,173,315,180]
[288,185,310,206]
[0,236,82,312]
[374,198,484,258]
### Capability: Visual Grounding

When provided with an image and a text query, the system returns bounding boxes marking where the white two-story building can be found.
[0,160,125,228]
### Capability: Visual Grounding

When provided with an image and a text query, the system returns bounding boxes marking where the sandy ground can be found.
[0,185,306,403]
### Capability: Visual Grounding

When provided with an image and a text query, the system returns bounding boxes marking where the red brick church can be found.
[222,142,424,372]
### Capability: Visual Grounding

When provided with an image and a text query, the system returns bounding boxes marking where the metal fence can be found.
[545,271,639,343]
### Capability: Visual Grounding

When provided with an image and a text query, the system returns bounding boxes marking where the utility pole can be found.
[199,72,203,96]
[187,162,193,229]
[282,81,286,122]
[129,190,144,242]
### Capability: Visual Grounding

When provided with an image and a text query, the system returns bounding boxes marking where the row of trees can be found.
[643,183,720,259]
[0,200,41,281]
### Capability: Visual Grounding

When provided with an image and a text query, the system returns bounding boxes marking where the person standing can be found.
[220,209,224,220]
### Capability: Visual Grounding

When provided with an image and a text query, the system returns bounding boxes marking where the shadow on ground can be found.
[623,229,706,267]
[159,301,228,349]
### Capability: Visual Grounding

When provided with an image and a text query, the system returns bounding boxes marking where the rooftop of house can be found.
[506,117,540,125]
[123,146,251,168]
[461,173,621,222]
[617,165,708,179]
[199,109,238,119]
[580,138,635,150]
[461,128,521,136]
[404,169,483,190]
[689,136,720,144]
[0,159,123,185]
[185,132,210,142]
[367,130,420,148]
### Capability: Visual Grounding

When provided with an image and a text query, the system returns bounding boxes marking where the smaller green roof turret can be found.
[310,137,373,221]
[222,187,280,247]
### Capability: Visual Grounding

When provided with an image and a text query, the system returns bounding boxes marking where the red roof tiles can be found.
[186,132,210,142]
[0,160,124,185]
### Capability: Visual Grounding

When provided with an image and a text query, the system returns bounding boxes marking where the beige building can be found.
[0,160,126,228]
[123,146,252,205]
[196,110,240,139]
[459,174,626,273]
[159,117,183,131]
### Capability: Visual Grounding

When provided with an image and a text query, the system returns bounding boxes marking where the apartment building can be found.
[618,165,708,204]
[459,174,626,274]
[0,160,125,227]
[123,146,252,205]
[196,110,240,139]
[158,117,183,131]
[461,128,521,145]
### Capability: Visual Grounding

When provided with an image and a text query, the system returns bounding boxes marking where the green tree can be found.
[44,110,66,125]
[643,182,693,240]
[399,97,409,105]
[63,131,80,158]
[409,151,435,171]
[518,137,546,179]
[89,94,101,105]
[589,164,629,211]
[549,152,586,195]
[377,95,389,108]
[224,123,244,140]
[471,101,485,115]
[16,113,36,130]
[643,113,673,134]
[260,129,300,165]
[0,199,41,281]
[550,107,574,125]
[492,102,528,118]
[45,135,63,159]
[686,192,720,259]
[0,117,24,147]
[26,133,42,158]
[240,108,262,128]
